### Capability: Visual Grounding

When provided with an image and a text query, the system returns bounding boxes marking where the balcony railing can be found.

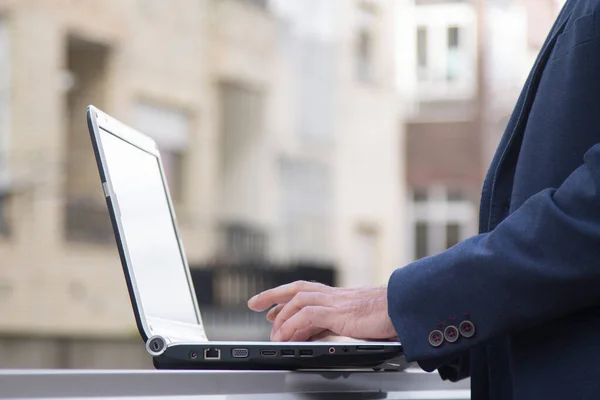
[189,262,337,340]
[217,222,269,265]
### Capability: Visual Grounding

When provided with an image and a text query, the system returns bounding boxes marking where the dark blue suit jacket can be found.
[388,0,600,398]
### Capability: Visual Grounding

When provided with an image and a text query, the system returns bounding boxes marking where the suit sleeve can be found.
[388,142,600,376]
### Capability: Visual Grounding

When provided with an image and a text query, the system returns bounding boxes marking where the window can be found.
[447,26,460,48]
[446,26,461,81]
[241,0,268,9]
[355,2,378,82]
[413,3,475,98]
[409,187,477,260]
[134,101,190,203]
[346,226,380,287]
[219,222,268,264]
[412,188,428,202]
[356,29,374,82]
[0,280,12,303]
[295,32,334,141]
[415,222,429,260]
[280,159,333,262]
[0,20,9,235]
[416,23,467,84]
[64,37,113,243]
[445,223,461,248]
[416,26,428,69]
[447,190,465,202]
[218,82,266,235]
[218,83,263,176]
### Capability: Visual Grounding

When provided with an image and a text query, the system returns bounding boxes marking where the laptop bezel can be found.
[86,105,207,343]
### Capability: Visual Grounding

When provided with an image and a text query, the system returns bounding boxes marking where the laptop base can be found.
[152,342,406,371]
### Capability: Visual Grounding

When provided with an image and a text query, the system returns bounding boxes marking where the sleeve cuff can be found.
[387,261,472,381]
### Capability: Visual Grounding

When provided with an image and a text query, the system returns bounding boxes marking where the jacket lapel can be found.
[479,0,578,232]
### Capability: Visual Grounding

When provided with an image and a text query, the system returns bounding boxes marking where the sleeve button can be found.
[459,320,475,338]
[428,330,444,347]
[444,325,459,343]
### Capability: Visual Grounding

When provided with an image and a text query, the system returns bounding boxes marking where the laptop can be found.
[85,105,404,370]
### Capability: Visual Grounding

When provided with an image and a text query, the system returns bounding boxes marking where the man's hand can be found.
[247,281,398,342]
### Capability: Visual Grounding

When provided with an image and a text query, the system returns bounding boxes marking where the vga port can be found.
[232,348,249,358]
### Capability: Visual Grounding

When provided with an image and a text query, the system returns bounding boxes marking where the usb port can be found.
[260,350,277,357]
[299,349,313,357]
[281,349,295,357]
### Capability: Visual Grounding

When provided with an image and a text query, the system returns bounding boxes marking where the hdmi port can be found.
[260,350,277,357]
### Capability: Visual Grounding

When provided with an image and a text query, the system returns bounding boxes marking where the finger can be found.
[289,326,327,342]
[249,281,332,312]
[271,292,334,338]
[248,280,332,311]
[273,306,330,342]
[308,329,335,342]
[266,304,285,323]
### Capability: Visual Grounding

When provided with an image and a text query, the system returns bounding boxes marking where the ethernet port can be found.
[204,348,221,360]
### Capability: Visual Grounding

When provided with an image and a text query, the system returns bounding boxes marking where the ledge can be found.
[0,368,470,399]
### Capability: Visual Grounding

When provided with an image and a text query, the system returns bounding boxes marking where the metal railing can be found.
[190,262,337,306]
[190,262,337,340]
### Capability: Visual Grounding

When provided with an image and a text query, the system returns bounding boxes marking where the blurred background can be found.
[0,0,561,369]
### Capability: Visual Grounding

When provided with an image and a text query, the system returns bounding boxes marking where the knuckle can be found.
[280,320,297,336]
[331,298,342,310]
[293,307,309,323]
[295,291,310,302]
[294,280,309,290]
[301,292,329,306]
[289,293,306,309]
[296,280,329,292]
[323,293,336,306]
[296,291,318,304]
[277,303,293,319]
[304,306,322,319]
[340,290,355,300]
[304,306,317,317]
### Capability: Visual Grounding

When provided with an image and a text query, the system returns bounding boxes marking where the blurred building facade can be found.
[0,0,403,368]
[397,0,562,261]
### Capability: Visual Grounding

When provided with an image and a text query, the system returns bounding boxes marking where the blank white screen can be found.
[99,128,198,325]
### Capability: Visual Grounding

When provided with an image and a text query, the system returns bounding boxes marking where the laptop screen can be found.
[98,127,199,326]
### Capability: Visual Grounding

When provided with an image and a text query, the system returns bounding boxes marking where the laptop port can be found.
[281,349,295,357]
[232,348,249,358]
[260,350,277,357]
[356,345,384,351]
[299,349,313,357]
[204,348,221,360]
